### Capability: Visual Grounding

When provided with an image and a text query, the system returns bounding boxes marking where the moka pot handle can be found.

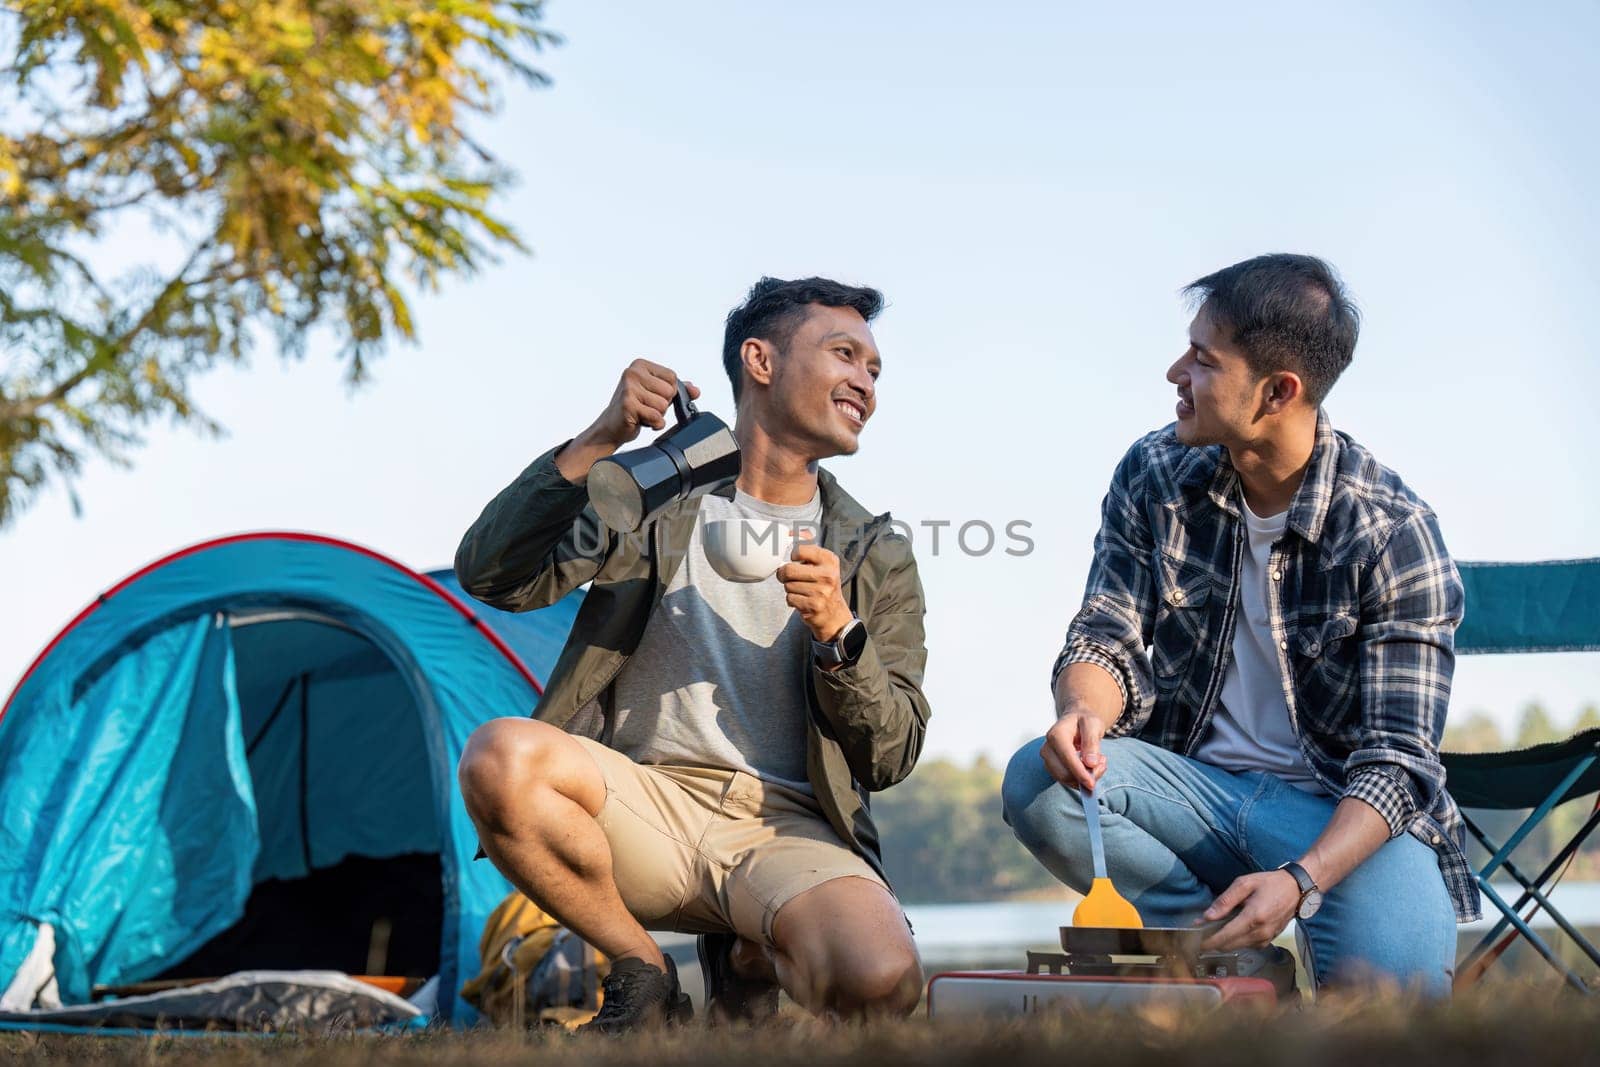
[672,381,697,425]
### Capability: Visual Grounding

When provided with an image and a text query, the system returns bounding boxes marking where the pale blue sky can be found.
[3,1,1597,759]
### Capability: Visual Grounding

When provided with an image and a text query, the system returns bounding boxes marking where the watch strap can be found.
[813,617,864,668]
[1277,860,1317,897]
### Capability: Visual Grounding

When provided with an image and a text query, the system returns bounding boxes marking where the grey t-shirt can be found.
[607,488,823,792]
[1194,495,1328,793]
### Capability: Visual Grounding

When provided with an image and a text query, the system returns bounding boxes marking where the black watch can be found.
[1277,860,1323,920]
[813,618,867,670]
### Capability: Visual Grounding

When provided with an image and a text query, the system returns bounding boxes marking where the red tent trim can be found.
[0,531,545,726]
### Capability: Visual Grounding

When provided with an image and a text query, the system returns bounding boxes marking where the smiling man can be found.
[453,277,928,1031]
[1001,254,1474,995]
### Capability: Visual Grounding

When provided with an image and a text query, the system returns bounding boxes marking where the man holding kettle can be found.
[454,277,929,1031]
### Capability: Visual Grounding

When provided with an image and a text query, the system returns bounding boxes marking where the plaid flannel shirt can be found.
[1054,411,1477,922]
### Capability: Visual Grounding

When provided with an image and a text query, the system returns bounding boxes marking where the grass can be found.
[3,984,1599,1067]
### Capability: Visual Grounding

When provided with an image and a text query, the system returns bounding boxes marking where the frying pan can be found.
[1059,912,1237,956]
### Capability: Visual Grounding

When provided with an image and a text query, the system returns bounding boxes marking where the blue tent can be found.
[0,532,580,1022]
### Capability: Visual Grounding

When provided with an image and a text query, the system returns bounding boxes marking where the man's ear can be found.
[741,338,776,389]
[1262,371,1303,413]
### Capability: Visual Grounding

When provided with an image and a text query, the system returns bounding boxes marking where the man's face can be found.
[762,304,881,458]
[1166,308,1265,448]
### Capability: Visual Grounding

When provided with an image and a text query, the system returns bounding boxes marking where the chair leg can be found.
[1457,802,1600,990]
[1471,878,1590,993]
[1488,810,1600,969]
[1458,815,1518,974]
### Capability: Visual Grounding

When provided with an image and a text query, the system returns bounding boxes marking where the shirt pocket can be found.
[1290,613,1360,735]
[1150,560,1213,684]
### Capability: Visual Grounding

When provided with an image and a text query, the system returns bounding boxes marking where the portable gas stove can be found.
[925,923,1298,1017]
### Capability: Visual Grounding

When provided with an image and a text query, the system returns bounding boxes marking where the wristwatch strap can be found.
[1277,860,1317,898]
[813,617,865,669]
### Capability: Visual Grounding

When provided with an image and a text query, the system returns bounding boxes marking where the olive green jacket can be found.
[453,442,932,878]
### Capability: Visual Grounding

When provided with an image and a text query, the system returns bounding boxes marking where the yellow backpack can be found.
[460,892,610,1028]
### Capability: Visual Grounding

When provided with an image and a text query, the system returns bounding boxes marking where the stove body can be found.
[925,926,1297,1017]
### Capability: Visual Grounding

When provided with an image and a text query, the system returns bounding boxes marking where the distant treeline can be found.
[1443,703,1600,754]
[873,755,1064,904]
[876,702,1600,904]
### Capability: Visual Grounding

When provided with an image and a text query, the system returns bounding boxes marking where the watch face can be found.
[840,620,869,661]
[1299,889,1324,920]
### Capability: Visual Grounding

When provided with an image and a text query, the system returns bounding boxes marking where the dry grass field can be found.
[3,984,1599,1067]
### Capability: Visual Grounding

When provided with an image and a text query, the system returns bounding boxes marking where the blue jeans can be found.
[1001,736,1458,996]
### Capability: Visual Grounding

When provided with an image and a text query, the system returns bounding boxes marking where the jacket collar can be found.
[817,467,892,582]
[1198,409,1340,545]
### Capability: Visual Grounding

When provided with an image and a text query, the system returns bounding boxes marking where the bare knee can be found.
[773,878,923,1018]
[458,718,589,827]
[831,948,922,1017]
[786,941,922,1018]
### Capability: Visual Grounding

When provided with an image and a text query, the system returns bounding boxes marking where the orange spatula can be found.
[1072,782,1144,928]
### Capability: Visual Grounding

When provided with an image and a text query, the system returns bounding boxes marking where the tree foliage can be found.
[0,0,556,524]
[1515,702,1559,750]
[1443,709,1507,754]
[875,755,1064,904]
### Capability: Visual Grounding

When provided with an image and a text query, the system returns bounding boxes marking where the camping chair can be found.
[1443,558,1600,992]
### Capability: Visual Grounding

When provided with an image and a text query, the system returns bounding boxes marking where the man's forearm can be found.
[811,635,929,791]
[454,441,607,610]
[1200,793,1395,951]
[1053,661,1125,728]
[553,426,619,484]
[1296,795,1391,891]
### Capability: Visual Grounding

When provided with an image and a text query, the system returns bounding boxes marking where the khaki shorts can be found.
[573,736,890,945]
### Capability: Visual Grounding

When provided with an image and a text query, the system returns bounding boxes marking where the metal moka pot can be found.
[588,382,741,533]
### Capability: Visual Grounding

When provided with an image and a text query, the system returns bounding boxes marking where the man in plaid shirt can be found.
[1002,254,1472,995]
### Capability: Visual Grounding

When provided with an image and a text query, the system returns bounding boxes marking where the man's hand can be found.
[777,541,854,644]
[1194,796,1387,953]
[1199,870,1300,951]
[555,360,700,483]
[1041,709,1110,791]
[589,359,700,447]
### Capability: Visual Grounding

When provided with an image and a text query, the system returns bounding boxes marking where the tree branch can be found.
[46,246,115,303]
[0,238,217,423]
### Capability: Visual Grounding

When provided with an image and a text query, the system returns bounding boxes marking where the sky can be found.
[3,1,1597,763]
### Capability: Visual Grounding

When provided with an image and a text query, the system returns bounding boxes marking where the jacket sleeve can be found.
[811,534,931,791]
[454,441,615,613]
[1343,508,1464,837]
[1051,441,1159,730]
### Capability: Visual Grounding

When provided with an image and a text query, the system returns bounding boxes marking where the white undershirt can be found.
[1193,495,1328,793]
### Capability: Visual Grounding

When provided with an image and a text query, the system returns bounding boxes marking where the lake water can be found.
[660,883,1600,973]
[899,883,1600,966]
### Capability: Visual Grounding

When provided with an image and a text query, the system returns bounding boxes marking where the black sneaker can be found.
[697,932,781,1025]
[578,955,693,1035]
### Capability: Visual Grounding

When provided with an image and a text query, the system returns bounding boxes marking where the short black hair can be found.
[722,276,884,401]
[1183,254,1360,406]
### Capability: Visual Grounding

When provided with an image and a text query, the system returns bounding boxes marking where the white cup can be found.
[702,519,813,583]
